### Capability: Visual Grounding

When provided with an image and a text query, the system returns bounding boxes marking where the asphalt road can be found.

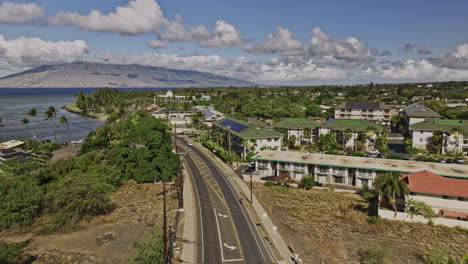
[178,138,274,264]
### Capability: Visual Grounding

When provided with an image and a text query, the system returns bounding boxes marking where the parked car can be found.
[446,159,455,164]
[438,158,446,163]
[455,158,464,164]
[366,149,381,158]
[187,142,193,146]
[71,139,84,144]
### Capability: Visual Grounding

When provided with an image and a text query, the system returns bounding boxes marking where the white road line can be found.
[184,153,205,264]
[213,207,226,262]
[207,155,267,261]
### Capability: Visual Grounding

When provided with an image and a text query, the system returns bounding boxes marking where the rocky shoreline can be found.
[62,104,107,120]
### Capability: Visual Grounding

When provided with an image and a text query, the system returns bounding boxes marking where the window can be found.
[361,179,369,186]
[274,138,279,142]
[420,138,423,142]
[458,197,466,201]
[333,176,344,184]
[267,138,272,142]
[443,195,453,200]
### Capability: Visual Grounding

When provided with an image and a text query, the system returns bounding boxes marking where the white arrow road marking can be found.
[218,212,228,218]
[223,243,237,250]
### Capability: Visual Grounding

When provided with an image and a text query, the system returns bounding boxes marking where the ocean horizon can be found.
[0,88,167,143]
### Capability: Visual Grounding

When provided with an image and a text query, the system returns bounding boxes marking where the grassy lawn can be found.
[255,184,468,264]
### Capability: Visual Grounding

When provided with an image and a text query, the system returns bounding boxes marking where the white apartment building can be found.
[334,102,395,125]
[411,119,468,154]
[252,150,468,188]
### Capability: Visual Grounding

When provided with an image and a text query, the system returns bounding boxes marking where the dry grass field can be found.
[255,184,468,264]
[0,180,178,264]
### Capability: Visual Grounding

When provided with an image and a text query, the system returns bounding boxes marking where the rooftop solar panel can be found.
[220,119,248,133]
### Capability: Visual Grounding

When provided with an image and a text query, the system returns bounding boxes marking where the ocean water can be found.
[0,88,104,143]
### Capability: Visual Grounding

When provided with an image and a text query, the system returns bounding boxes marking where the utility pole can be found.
[250,170,253,204]
[163,181,167,258]
[174,123,177,152]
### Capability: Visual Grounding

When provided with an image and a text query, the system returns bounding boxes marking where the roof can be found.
[438,209,468,219]
[273,118,321,129]
[336,101,391,110]
[0,140,24,150]
[403,103,442,118]
[153,108,190,114]
[0,152,31,160]
[252,150,468,179]
[322,119,383,132]
[401,170,468,197]
[410,119,468,134]
[213,118,283,139]
[0,149,16,155]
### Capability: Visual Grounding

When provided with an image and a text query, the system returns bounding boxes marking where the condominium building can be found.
[155,90,189,104]
[212,118,283,157]
[334,102,395,125]
[411,119,468,154]
[252,150,468,188]
[403,102,443,126]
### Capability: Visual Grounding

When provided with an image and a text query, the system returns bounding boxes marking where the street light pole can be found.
[250,170,253,204]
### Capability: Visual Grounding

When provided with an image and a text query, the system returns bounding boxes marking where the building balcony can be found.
[332,173,346,177]
[293,169,305,173]
[257,166,268,170]
[357,174,373,179]
[316,172,329,176]
[278,168,290,172]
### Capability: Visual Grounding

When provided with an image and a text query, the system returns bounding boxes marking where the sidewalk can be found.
[180,164,197,264]
[194,143,293,264]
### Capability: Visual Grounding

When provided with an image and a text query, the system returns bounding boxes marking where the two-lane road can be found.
[179,138,274,264]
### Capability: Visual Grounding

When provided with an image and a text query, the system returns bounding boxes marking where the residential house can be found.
[200,106,224,127]
[212,118,283,158]
[402,102,443,127]
[410,119,468,154]
[152,108,194,126]
[0,140,24,150]
[334,101,395,125]
[399,171,468,218]
[155,91,189,104]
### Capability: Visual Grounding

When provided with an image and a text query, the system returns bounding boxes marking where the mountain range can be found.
[0,62,254,88]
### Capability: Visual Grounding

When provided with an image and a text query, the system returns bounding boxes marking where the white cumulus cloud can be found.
[159,18,243,48]
[0,35,89,69]
[147,39,166,49]
[309,27,373,66]
[0,2,44,24]
[48,0,166,35]
[244,26,305,56]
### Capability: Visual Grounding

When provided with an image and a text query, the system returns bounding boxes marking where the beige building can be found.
[155,90,189,104]
[334,102,395,125]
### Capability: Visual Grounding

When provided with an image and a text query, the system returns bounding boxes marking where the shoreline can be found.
[62,104,107,121]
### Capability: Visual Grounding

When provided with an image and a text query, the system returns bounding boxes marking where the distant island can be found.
[0,62,254,88]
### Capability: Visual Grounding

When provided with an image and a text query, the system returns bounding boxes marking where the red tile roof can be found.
[401,170,468,198]
[437,209,468,220]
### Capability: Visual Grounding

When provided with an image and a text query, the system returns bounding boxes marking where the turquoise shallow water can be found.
[0,88,104,142]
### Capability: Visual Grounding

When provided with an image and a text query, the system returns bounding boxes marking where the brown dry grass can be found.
[255,184,468,264]
[0,180,179,264]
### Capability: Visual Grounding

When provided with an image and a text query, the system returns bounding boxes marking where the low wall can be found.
[379,208,468,228]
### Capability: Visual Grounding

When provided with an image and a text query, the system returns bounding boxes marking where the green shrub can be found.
[129,227,164,264]
[0,241,25,264]
[45,174,114,228]
[298,176,315,190]
[361,244,390,264]
[264,180,275,187]
[0,174,43,230]
[352,151,366,157]
[422,249,449,264]
[367,215,381,224]
[386,154,403,160]
[359,185,377,201]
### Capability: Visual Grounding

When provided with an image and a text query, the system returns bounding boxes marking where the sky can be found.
[1,0,468,85]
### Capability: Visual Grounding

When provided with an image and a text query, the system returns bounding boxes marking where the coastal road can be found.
[177,138,274,264]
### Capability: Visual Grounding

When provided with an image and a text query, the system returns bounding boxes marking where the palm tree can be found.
[304,127,312,145]
[44,106,57,141]
[21,118,30,137]
[59,116,69,128]
[374,171,409,216]
[27,107,37,117]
